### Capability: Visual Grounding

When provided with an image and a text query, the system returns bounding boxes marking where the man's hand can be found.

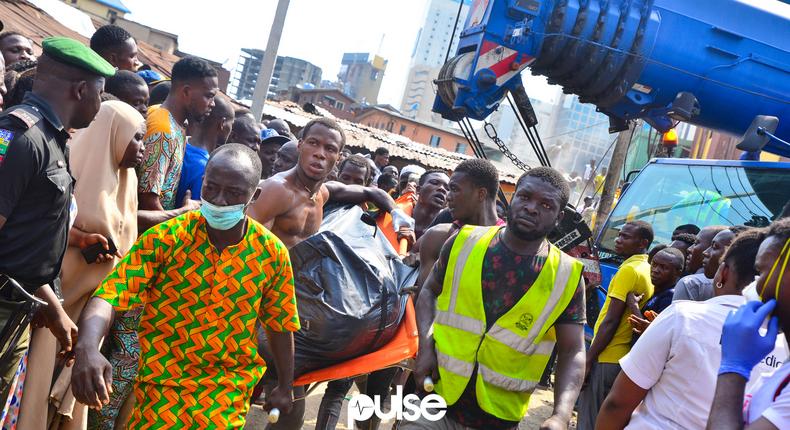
[626,292,643,316]
[264,384,294,414]
[181,189,201,211]
[80,233,122,263]
[71,346,113,409]
[413,345,438,392]
[32,286,78,358]
[397,227,416,247]
[391,208,415,232]
[628,314,650,334]
[540,415,568,430]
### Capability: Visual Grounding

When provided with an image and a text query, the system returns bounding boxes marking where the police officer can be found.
[0,37,115,398]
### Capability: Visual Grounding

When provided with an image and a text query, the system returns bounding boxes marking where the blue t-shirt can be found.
[644,288,675,314]
[175,143,210,204]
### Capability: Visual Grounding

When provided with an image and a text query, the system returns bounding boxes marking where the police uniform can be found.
[0,37,115,397]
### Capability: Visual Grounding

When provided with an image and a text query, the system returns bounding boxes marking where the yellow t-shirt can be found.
[594,174,605,194]
[593,254,653,363]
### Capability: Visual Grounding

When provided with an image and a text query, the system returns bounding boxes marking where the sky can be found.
[122,0,427,107]
[122,0,560,108]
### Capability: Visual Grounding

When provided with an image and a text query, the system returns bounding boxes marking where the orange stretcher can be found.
[293,295,419,388]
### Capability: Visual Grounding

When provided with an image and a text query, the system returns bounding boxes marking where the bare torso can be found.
[249,170,330,249]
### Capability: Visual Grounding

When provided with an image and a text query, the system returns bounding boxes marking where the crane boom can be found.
[433,0,790,155]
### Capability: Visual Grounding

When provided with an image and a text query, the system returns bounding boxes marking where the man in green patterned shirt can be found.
[72,144,299,429]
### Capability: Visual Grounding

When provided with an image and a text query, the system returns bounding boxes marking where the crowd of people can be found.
[0,22,787,430]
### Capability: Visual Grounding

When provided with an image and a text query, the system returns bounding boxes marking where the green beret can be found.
[42,37,116,78]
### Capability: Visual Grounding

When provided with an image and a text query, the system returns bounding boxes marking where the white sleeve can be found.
[762,382,790,429]
[619,306,677,390]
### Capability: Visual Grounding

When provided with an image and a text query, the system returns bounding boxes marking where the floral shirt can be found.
[137,106,186,210]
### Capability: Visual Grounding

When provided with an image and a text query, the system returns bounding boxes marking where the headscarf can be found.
[68,100,145,257]
[40,101,145,430]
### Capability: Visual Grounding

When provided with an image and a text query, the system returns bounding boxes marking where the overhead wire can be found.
[444,0,464,64]
[542,120,609,140]
[574,134,620,208]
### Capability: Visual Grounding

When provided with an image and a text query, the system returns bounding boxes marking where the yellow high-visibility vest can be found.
[433,225,583,421]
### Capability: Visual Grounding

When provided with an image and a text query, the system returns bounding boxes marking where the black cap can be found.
[261,135,291,146]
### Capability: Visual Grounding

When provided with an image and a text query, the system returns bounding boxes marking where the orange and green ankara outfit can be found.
[93,211,299,429]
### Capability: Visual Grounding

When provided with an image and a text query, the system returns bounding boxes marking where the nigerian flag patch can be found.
[0,129,14,165]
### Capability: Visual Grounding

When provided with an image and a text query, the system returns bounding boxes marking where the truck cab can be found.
[588,158,790,329]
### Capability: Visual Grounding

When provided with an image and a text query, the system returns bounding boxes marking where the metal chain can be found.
[483,122,531,171]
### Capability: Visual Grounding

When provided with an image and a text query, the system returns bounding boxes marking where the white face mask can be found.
[743,278,761,302]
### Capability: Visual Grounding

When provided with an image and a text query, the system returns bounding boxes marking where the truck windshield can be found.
[597,163,790,258]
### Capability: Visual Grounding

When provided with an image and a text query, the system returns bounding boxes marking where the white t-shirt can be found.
[744,361,790,428]
[619,295,786,429]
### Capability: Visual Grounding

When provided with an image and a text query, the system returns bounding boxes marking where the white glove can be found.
[391,208,415,232]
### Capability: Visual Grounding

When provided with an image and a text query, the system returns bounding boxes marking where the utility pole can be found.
[593,120,637,239]
[251,0,290,121]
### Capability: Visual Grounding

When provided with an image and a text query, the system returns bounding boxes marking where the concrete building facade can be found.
[229,49,322,102]
[61,0,129,23]
[355,106,473,156]
[400,0,470,124]
[115,17,178,54]
[548,94,615,173]
[338,53,387,105]
[288,88,357,121]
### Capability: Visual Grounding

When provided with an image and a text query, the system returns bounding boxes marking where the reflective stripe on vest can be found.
[478,364,539,392]
[432,225,582,421]
[436,350,474,377]
[435,311,484,336]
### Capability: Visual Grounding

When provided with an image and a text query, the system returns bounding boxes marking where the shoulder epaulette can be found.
[6,105,42,129]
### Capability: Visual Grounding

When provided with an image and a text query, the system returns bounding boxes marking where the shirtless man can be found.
[248,117,411,248]
[247,118,412,429]
[416,158,502,286]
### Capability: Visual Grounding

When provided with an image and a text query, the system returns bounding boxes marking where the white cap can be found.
[400,165,426,180]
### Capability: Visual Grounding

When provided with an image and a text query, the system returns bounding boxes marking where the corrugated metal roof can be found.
[0,0,179,77]
[261,101,522,184]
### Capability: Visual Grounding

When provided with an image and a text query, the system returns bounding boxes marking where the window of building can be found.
[455,142,468,153]
[429,135,441,147]
[336,102,345,110]
[387,122,394,132]
[399,125,407,134]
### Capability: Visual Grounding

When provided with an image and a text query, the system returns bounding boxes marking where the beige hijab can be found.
[70,100,144,256]
[60,100,145,309]
[20,101,146,430]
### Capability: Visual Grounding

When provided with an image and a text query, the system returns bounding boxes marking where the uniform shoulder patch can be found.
[8,108,40,129]
[0,129,15,165]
